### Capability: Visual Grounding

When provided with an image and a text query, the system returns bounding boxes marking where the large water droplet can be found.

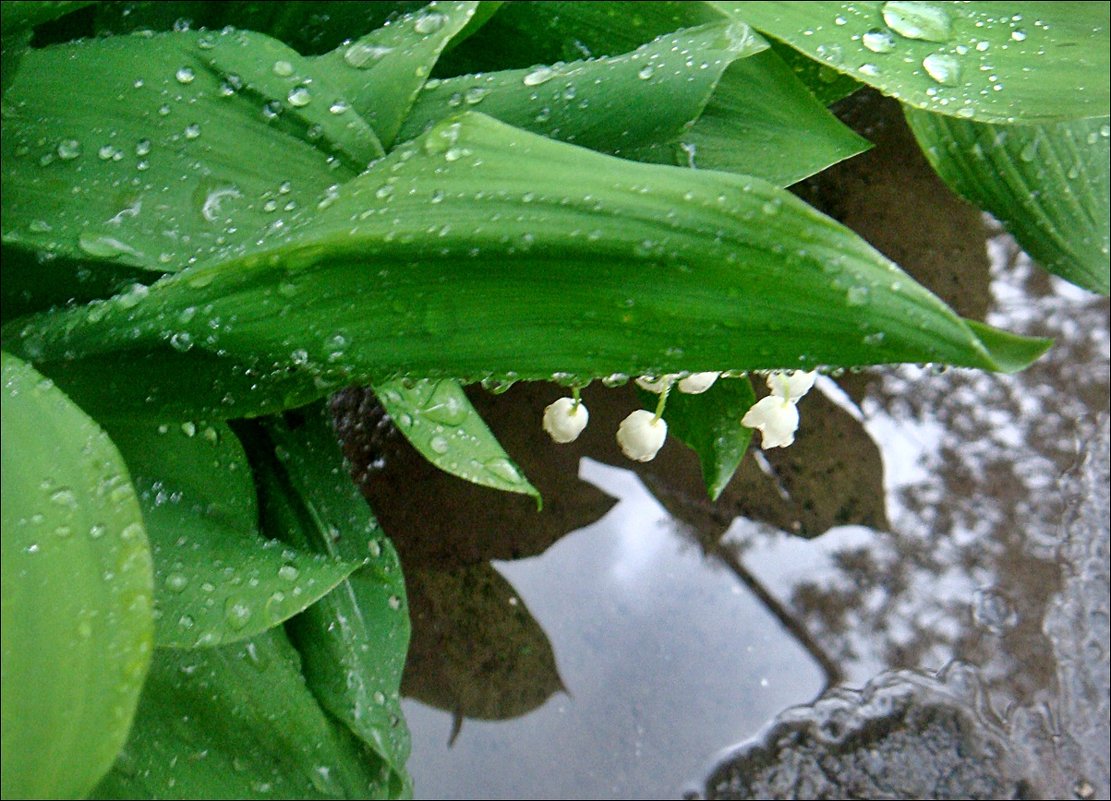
[272,60,294,77]
[881,2,953,42]
[225,597,252,630]
[175,66,196,84]
[922,52,961,86]
[413,11,447,34]
[57,139,81,160]
[287,86,311,107]
[429,435,450,455]
[484,457,522,484]
[862,29,897,53]
[523,66,555,86]
[78,231,143,260]
[344,42,393,68]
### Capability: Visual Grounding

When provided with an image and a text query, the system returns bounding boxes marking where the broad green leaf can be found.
[1,28,366,273]
[398,20,765,157]
[92,630,390,799]
[905,108,1110,295]
[434,0,728,73]
[626,48,871,186]
[640,376,757,501]
[719,2,1111,124]
[1,351,153,799]
[374,378,539,500]
[428,0,866,184]
[100,418,360,648]
[7,113,1050,421]
[249,405,412,797]
[314,1,479,149]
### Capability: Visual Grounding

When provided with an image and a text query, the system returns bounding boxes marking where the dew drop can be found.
[272,60,294,77]
[881,1,953,42]
[637,64,655,79]
[175,66,196,84]
[224,597,252,630]
[287,86,311,107]
[523,66,555,86]
[184,123,201,140]
[862,29,897,53]
[344,42,393,68]
[429,435,450,455]
[278,564,300,581]
[387,595,402,610]
[464,86,489,105]
[56,139,81,160]
[484,457,522,484]
[922,52,961,86]
[413,11,447,34]
[166,572,190,592]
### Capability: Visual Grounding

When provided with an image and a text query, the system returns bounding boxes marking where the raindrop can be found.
[184,123,201,140]
[846,286,870,306]
[881,1,953,42]
[859,63,881,77]
[373,690,386,705]
[422,383,469,425]
[78,232,143,260]
[166,572,190,592]
[429,435,450,455]
[224,597,252,630]
[262,100,283,120]
[287,86,312,107]
[922,52,961,86]
[56,139,81,160]
[1019,139,1039,162]
[278,564,300,581]
[329,99,349,114]
[272,60,294,77]
[387,595,402,610]
[484,457,522,484]
[637,65,655,79]
[135,138,152,156]
[413,11,447,34]
[169,332,193,352]
[181,421,197,437]
[464,86,489,105]
[815,43,844,65]
[50,488,78,508]
[344,42,393,68]
[523,66,555,86]
[97,145,121,161]
[1011,29,1027,42]
[175,66,196,84]
[862,29,897,53]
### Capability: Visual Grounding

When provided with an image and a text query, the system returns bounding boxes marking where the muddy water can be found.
[333,93,1110,800]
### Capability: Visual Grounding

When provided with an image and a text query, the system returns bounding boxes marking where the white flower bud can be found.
[741,395,799,449]
[543,397,589,443]
[767,370,817,401]
[635,374,678,394]
[677,371,720,394]
[616,409,668,462]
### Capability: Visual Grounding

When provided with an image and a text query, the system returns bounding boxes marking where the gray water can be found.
[334,94,1110,800]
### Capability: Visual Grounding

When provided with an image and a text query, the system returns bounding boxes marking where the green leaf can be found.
[718,2,1111,124]
[766,38,863,105]
[374,378,539,501]
[0,1,94,38]
[7,112,1050,421]
[640,376,757,501]
[314,1,480,149]
[248,404,413,797]
[627,47,871,186]
[1,351,153,799]
[1,28,365,273]
[100,418,360,648]
[92,629,391,800]
[398,19,766,157]
[905,108,1110,295]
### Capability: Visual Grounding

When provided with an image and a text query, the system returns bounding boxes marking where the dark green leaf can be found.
[640,376,757,500]
[248,404,412,796]
[375,378,539,501]
[720,2,1111,123]
[627,48,871,186]
[314,1,479,149]
[1,29,365,273]
[101,418,360,648]
[92,630,391,799]
[7,113,1050,422]
[398,20,765,157]
[905,108,1110,295]
[1,351,153,799]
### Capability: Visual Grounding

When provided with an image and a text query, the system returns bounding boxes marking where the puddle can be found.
[333,92,1110,800]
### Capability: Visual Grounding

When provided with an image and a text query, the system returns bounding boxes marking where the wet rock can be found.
[699,665,1034,800]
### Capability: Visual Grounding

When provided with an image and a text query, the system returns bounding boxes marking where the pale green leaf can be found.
[1,351,153,799]
[719,2,1111,123]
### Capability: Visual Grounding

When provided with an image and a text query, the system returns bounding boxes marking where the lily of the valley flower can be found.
[543,397,589,443]
[741,370,818,449]
[617,409,668,461]
[677,371,720,394]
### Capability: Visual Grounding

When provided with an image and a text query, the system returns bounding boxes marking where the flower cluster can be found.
[542,370,818,462]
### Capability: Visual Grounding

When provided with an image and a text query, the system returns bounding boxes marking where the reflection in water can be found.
[332,91,1109,799]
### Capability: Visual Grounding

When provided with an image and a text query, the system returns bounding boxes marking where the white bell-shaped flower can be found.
[616,409,668,462]
[741,395,800,449]
[543,397,589,443]
[678,371,720,394]
[767,370,817,401]
[635,374,678,394]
